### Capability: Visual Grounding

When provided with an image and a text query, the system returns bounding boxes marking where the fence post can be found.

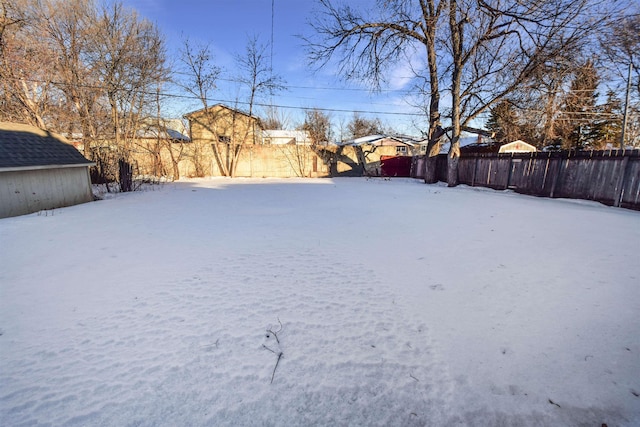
[506,154,514,190]
[472,155,478,186]
[550,154,565,199]
[614,154,630,208]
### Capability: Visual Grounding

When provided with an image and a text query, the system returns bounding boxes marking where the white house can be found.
[262,130,311,145]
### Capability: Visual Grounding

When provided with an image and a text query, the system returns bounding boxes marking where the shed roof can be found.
[499,140,536,153]
[0,122,93,169]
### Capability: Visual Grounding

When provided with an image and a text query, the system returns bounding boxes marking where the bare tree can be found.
[347,112,383,139]
[40,0,107,156]
[91,2,167,156]
[600,12,640,148]
[178,37,226,176]
[232,35,286,175]
[236,36,286,126]
[301,108,332,145]
[600,13,640,93]
[306,0,444,181]
[262,105,290,130]
[307,0,620,185]
[1,0,170,189]
[180,36,285,177]
[335,115,349,142]
[0,0,54,129]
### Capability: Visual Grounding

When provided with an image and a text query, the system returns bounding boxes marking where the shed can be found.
[0,122,95,218]
[499,140,537,153]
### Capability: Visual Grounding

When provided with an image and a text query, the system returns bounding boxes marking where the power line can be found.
[171,70,417,94]
[2,75,427,117]
[270,0,274,76]
[5,75,632,120]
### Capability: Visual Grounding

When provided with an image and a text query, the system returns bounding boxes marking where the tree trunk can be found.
[447,0,462,187]
[422,0,443,184]
[169,150,180,180]
[230,144,243,178]
[447,151,459,187]
[423,155,439,184]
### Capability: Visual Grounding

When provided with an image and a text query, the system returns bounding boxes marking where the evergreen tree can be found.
[559,59,599,149]
[592,90,623,149]
[486,101,521,144]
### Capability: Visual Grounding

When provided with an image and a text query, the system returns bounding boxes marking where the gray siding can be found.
[0,166,93,218]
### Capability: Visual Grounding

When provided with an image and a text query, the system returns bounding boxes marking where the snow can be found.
[1,177,639,426]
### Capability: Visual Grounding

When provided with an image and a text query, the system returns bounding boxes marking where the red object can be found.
[380,155,412,177]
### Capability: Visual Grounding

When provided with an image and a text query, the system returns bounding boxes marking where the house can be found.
[136,118,190,143]
[499,140,536,153]
[394,134,429,154]
[439,134,499,154]
[262,129,311,145]
[340,134,416,156]
[0,122,94,218]
[333,134,418,176]
[184,104,261,145]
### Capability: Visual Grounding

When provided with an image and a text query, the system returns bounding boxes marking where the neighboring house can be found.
[136,118,190,143]
[499,140,536,153]
[335,134,418,177]
[394,135,429,154]
[0,122,94,218]
[185,104,261,145]
[438,135,473,154]
[136,126,190,143]
[262,129,311,145]
[340,134,416,156]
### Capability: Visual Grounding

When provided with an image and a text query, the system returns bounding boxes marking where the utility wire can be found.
[4,75,632,119]
[2,75,427,117]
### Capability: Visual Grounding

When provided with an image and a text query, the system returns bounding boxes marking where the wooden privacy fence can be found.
[413,150,640,210]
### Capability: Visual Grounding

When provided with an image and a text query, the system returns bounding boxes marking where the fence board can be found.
[621,158,640,209]
[414,150,640,210]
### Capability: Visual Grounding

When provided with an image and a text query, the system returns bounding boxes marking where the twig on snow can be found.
[264,319,284,384]
[266,318,283,344]
[201,338,219,350]
[271,351,283,384]
[262,344,276,354]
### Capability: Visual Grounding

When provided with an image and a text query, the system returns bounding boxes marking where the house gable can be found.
[184,104,261,144]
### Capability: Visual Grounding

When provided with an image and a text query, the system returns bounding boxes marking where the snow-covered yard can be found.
[1,177,638,426]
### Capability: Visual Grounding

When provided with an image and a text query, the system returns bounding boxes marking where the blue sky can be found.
[123,0,428,137]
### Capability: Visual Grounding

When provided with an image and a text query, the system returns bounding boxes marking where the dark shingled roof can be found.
[0,122,93,169]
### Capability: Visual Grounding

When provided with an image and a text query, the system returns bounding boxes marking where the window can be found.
[396,146,407,155]
[218,135,231,143]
